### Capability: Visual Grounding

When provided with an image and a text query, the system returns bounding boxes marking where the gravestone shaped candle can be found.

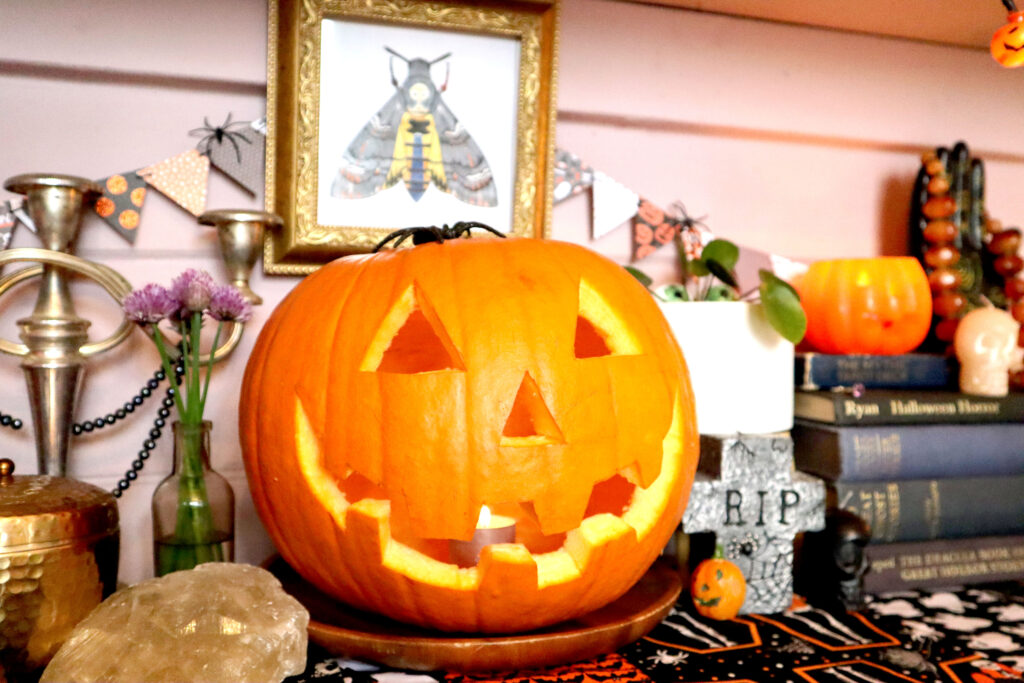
[682,433,825,614]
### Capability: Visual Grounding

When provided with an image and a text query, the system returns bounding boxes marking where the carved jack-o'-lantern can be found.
[992,10,1024,68]
[691,550,746,621]
[240,235,699,633]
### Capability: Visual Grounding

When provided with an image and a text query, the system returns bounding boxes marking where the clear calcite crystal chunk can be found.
[40,563,309,683]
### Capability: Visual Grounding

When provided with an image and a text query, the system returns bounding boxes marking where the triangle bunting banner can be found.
[139,149,209,217]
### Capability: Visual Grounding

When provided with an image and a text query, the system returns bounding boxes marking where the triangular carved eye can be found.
[574,279,643,359]
[360,283,464,373]
[501,372,564,446]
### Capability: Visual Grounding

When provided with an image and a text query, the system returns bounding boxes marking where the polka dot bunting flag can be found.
[138,149,210,217]
[93,171,148,243]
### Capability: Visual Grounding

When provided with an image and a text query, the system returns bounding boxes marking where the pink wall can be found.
[2,0,1023,583]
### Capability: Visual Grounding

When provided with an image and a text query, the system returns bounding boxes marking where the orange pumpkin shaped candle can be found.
[691,546,746,620]
[796,258,933,355]
[992,1,1024,68]
[240,224,700,633]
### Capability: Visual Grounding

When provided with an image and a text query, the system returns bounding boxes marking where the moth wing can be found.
[433,100,498,207]
[331,94,405,199]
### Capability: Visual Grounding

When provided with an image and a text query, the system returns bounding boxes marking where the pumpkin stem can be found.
[1004,0,1018,12]
[712,544,725,560]
[373,222,506,252]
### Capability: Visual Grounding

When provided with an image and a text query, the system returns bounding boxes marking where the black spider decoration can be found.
[373,221,505,251]
[671,201,710,234]
[189,113,252,164]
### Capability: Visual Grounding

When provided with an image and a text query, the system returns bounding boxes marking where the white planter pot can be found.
[659,301,794,435]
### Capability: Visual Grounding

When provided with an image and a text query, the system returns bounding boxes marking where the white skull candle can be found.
[954,307,1020,397]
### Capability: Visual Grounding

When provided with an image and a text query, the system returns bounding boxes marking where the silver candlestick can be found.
[0,172,277,475]
[0,174,134,475]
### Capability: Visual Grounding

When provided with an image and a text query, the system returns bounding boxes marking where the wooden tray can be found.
[266,557,682,672]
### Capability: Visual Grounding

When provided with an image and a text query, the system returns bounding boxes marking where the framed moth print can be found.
[264,0,560,274]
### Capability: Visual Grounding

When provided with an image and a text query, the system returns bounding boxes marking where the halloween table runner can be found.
[288,584,1024,683]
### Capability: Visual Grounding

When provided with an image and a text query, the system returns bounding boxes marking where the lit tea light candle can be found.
[449,505,516,568]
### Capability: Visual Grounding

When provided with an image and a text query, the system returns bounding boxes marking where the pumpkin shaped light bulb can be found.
[240,228,700,633]
[992,1,1024,67]
[796,257,933,356]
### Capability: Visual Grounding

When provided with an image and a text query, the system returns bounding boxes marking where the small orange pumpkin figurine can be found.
[691,546,746,620]
[992,1,1024,68]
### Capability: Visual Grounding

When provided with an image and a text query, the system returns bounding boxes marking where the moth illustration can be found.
[331,47,497,207]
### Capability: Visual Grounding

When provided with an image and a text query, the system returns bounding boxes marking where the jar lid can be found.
[0,458,119,550]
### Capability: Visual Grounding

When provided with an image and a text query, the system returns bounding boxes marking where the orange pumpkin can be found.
[992,11,1024,68]
[691,549,746,620]
[796,258,933,355]
[240,236,699,633]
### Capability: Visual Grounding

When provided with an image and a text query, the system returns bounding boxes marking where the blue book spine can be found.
[793,422,1024,481]
[795,353,951,390]
[834,476,1024,543]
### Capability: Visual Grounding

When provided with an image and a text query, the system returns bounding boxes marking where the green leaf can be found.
[758,269,807,344]
[624,266,653,289]
[662,283,690,302]
[705,285,737,301]
[705,260,739,289]
[701,239,739,270]
[689,259,710,277]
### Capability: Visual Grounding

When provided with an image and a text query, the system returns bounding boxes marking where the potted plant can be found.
[629,235,806,435]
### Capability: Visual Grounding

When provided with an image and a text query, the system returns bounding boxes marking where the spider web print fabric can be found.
[286,584,1024,683]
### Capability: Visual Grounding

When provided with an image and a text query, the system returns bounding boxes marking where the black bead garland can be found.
[0,411,23,431]
[0,362,185,497]
[112,362,184,498]
[71,368,168,436]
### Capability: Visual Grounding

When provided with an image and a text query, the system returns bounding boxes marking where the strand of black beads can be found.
[112,361,185,498]
[0,411,24,431]
[72,367,167,436]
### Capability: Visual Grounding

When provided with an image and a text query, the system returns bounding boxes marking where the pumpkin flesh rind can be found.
[241,239,698,632]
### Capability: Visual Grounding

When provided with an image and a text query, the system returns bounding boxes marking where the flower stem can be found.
[199,322,222,414]
[152,329,185,417]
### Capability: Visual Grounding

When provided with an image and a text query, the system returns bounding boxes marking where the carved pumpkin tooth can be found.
[565,514,637,573]
[533,484,592,536]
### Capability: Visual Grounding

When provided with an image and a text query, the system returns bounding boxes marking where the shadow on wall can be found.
[878,173,915,256]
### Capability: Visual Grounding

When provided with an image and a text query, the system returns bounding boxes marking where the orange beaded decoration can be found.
[913,141,1024,390]
[917,150,967,347]
[986,217,1024,388]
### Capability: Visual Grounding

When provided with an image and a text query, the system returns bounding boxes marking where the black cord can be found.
[1004,0,1018,13]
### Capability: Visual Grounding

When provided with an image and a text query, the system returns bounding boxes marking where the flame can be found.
[476,505,515,530]
[477,505,492,529]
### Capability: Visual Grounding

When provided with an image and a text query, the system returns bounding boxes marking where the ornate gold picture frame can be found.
[264,0,560,275]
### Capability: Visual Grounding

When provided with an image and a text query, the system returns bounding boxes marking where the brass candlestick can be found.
[0,172,277,476]
[0,174,134,476]
[199,209,282,305]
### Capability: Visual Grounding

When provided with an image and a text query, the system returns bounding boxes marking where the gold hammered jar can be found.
[0,458,119,676]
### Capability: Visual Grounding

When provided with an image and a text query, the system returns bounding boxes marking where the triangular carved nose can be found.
[501,372,564,446]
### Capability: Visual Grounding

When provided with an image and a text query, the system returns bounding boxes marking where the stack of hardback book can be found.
[792,352,1024,592]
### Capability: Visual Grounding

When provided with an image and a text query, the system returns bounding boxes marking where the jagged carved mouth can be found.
[293,391,686,587]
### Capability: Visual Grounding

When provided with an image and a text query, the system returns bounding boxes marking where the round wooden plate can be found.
[265,557,682,672]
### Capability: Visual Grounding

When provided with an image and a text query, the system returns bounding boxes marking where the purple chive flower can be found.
[123,283,178,324]
[208,285,253,323]
[170,268,215,314]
